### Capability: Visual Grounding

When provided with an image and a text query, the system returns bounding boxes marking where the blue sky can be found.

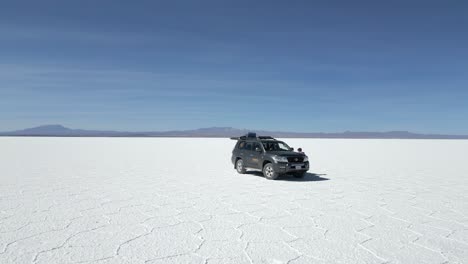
[1,0,467,133]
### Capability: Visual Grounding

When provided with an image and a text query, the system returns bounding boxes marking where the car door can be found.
[243,141,254,167]
[236,140,246,161]
[249,142,263,169]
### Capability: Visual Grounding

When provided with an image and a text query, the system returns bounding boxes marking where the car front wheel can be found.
[263,163,279,180]
[236,159,246,174]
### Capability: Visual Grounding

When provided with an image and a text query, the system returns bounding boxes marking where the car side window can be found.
[253,143,262,151]
[263,142,274,151]
[244,142,253,151]
[238,141,246,149]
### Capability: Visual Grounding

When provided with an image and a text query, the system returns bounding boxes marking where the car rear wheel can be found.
[263,163,279,180]
[236,159,246,174]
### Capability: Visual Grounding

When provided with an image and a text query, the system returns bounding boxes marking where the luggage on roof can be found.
[230,133,276,140]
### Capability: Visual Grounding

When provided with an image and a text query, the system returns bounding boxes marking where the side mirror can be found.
[290,147,294,151]
[255,147,262,152]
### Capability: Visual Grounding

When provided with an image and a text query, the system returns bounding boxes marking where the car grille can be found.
[287,157,304,163]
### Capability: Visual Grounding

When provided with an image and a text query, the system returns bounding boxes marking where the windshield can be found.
[261,141,291,152]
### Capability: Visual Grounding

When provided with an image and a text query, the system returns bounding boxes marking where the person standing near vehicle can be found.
[297,148,304,154]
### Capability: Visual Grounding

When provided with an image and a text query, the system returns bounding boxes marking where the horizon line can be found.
[1,124,468,139]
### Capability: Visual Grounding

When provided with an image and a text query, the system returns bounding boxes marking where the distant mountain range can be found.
[0,124,467,139]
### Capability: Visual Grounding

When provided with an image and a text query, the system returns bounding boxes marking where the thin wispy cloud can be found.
[0,1,467,133]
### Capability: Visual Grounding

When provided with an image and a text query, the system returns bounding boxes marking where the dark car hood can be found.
[266,151,305,157]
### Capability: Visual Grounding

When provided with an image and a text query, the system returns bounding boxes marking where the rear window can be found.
[238,141,246,149]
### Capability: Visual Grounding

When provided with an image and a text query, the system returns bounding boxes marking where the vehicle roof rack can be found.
[231,134,277,140]
[258,136,275,140]
[230,132,258,140]
[231,133,279,141]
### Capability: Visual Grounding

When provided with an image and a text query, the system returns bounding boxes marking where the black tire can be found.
[236,159,246,174]
[263,163,279,180]
[293,172,306,178]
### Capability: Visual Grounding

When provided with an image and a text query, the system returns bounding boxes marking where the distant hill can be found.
[1,125,467,139]
[0,124,136,137]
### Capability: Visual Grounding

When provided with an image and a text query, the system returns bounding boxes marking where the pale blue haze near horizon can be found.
[1,0,467,134]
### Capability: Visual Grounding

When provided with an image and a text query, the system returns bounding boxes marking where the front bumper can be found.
[273,161,309,174]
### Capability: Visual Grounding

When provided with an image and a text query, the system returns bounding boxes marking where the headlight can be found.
[304,156,309,162]
[272,156,288,163]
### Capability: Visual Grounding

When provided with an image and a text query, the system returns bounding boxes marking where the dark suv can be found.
[231,133,309,180]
